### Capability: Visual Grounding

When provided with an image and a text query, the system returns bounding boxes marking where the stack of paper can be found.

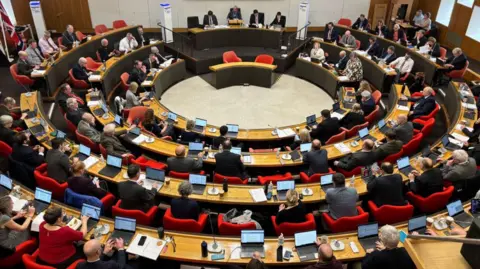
[249,189,267,203]
[448,137,464,148]
[87,101,100,107]
[31,212,45,232]
[132,134,148,145]
[451,133,469,143]
[127,234,166,260]
[334,143,351,154]
[277,128,295,138]
[32,70,46,76]
[354,50,367,56]
[455,124,473,132]
[462,103,477,110]
[88,75,102,82]
[396,105,410,111]
[83,156,99,169]
[331,112,345,120]
[338,76,350,81]
[9,195,28,212]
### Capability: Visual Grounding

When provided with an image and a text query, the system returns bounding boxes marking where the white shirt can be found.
[39,37,58,54]
[390,56,414,74]
[310,48,325,62]
[119,37,138,52]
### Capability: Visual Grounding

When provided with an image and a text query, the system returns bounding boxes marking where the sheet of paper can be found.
[448,137,464,147]
[249,189,267,203]
[277,128,295,138]
[83,156,99,169]
[141,81,153,87]
[331,112,345,120]
[87,101,100,107]
[338,76,349,81]
[31,212,45,232]
[32,70,46,75]
[9,195,28,212]
[88,75,102,82]
[230,247,241,260]
[132,134,148,145]
[127,234,166,260]
[455,124,473,132]
[396,105,410,111]
[334,143,351,154]
[451,132,469,142]
[243,155,252,163]
[462,103,477,110]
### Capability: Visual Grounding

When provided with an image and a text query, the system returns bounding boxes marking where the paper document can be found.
[334,143,351,154]
[31,212,45,232]
[243,155,252,163]
[88,75,102,82]
[451,133,469,143]
[448,137,464,147]
[277,128,295,138]
[83,156,99,169]
[132,134,148,145]
[249,189,267,203]
[462,103,477,110]
[331,112,345,120]
[456,124,473,133]
[32,70,46,75]
[9,195,28,212]
[338,76,349,81]
[396,105,410,111]
[127,234,166,260]
[87,101,100,107]
[141,80,153,87]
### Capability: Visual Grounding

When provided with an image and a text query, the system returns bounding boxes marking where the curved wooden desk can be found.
[189,27,283,50]
[208,62,279,89]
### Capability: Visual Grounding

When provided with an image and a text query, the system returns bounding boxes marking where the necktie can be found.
[398,58,406,73]
[33,48,44,61]
[128,40,131,49]
[255,15,258,25]
[46,38,55,50]
[328,29,331,40]
[209,16,213,25]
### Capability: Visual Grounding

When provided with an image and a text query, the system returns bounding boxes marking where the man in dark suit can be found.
[334,139,376,171]
[409,30,427,49]
[56,83,87,112]
[373,129,403,161]
[143,54,161,73]
[214,140,247,179]
[101,123,131,158]
[310,110,340,145]
[212,125,228,150]
[360,91,376,116]
[128,60,147,85]
[302,139,329,175]
[97,38,115,62]
[365,37,380,57]
[66,98,86,126]
[45,138,73,184]
[402,87,436,120]
[11,132,44,170]
[324,22,339,43]
[171,181,200,220]
[203,11,218,26]
[227,6,242,20]
[62,25,80,47]
[445,47,467,71]
[352,14,369,30]
[407,158,443,198]
[367,162,406,207]
[425,37,441,58]
[78,238,127,269]
[379,46,397,64]
[335,50,348,71]
[0,97,26,129]
[270,12,286,28]
[167,145,204,174]
[72,57,90,83]
[0,115,16,145]
[16,51,38,77]
[118,164,157,212]
[392,115,413,144]
[249,10,264,27]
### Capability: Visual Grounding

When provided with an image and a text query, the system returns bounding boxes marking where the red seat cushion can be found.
[322,206,369,233]
[271,213,316,236]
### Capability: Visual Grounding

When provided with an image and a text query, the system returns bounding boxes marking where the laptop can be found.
[109,217,136,245]
[187,142,203,157]
[75,144,91,161]
[421,146,439,163]
[189,174,207,195]
[295,230,318,262]
[193,118,207,133]
[397,157,413,176]
[30,124,45,136]
[0,174,12,193]
[357,222,379,251]
[332,102,346,115]
[300,143,312,153]
[32,187,52,213]
[81,203,101,232]
[320,174,334,191]
[306,114,317,127]
[125,127,141,140]
[112,114,122,127]
[447,200,474,228]
[143,167,165,191]
[408,215,427,234]
[277,180,295,201]
[470,199,480,217]
[55,130,67,139]
[166,112,177,123]
[98,155,123,178]
[240,230,265,258]
[397,99,409,107]
[93,103,108,116]
[26,104,38,119]
[358,127,376,142]
[226,124,239,138]
[230,147,242,155]
[377,119,390,134]
[442,135,462,151]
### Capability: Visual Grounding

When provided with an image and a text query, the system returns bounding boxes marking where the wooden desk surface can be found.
[189,27,283,34]
[209,62,277,72]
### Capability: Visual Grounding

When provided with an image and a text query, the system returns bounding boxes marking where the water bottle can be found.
[268,181,273,195]
[350,175,355,186]
[278,233,284,246]
[223,178,228,193]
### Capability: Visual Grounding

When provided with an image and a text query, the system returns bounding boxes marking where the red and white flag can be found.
[0,2,21,47]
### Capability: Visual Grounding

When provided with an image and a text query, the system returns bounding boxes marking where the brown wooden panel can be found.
[40,0,92,33]
[11,0,35,34]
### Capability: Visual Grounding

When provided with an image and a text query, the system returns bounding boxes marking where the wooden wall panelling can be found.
[11,0,35,35]
[40,0,93,33]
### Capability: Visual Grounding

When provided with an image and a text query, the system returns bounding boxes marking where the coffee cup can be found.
[446,216,454,227]
[219,190,225,197]
[426,217,434,227]
[164,178,170,185]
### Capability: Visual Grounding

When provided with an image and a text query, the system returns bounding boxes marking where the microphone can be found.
[171,235,176,252]
[205,209,223,253]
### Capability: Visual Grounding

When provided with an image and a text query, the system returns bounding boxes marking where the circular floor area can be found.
[161,75,334,129]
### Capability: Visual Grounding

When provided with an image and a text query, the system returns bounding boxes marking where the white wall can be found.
[1,0,16,25]
[88,0,370,29]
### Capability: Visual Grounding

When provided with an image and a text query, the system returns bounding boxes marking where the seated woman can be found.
[142,108,171,138]
[180,119,201,143]
[286,128,311,151]
[125,82,146,109]
[310,41,325,63]
[171,181,200,220]
[0,196,35,250]
[340,103,365,130]
[275,189,306,225]
[355,80,372,103]
[373,19,388,38]
[37,207,89,269]
[67,161,107,200]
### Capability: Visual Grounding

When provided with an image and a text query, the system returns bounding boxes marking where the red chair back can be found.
[64,114,77,134]
[383,149,404,164]
[413,118,435,137]
[94,24,108,35]
[248,148,279,153]
[447,60,469,79]
[75,31,86,41]
[22,250,83,269]
[120,72,130,91]
[337,18,352,27]
[217,214,256,235]
[372,90,381,104]
[126,106,148,125]
[113,20,128,29]
[322,206,369,233]
[85,57,101,72]
[355,40,361,50]
[10,64,34,86]
[417,103,439,121]
[57,37,63,47]
[364,105,379,125]
[168,171,190,179]
[271,213,316,236]
[163,208,208,233]
[99,144,107,159]
[337,166,362,177]
[112,200,158,226]
[223,51,242,63]
[406,186,454,213]
[342,122,368,138]
[0,141,12,158]
[257,173,293,185]
[402,133,423,156]
[0,238,37,268]
[213,173,247,184]
[325,130,346,145]
[300,168,335,184]
[254,54,274,64]
[439,47,447,59]
[75,130,100,153]
[368,201,414,225]
[131,156,167,170]
[68,69,89,89]
[34,163,68,202]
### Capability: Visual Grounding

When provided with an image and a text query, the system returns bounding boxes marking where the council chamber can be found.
[1,0,480,268]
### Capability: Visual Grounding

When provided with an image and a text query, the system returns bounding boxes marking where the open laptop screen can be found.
[306,115,316,125]
[114,217,136,232]
[195,118,207,127]
[231,147,242,155]
[378,119,386,128]
[397,157,410,169]
[81,204,101,221]
[300,143,312,152]
[79,144,91,156]
[408,215,426,232]
[295,230,316,246]
[358,223,378,238]
[277,180,295,191]
[320,174,333,185]
[447,200,464,216]
[358,128,368,138]
[189,174,207,185]
[167,112,177,121]
[0,174,12,190]
[241,230,264,244]
[35,188,52,203]
[188,142,203,151]
[146,167,165,181]
[472,199,480,214]
[106,155,122,168]
[227,124,239,133]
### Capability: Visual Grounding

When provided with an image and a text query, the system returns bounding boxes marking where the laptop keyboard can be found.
[33,200,49,213]
[192,185,206,195]
[99,166,121,178]
[110,231,134,245]
[359,237,378,251]
[400,166,413,176]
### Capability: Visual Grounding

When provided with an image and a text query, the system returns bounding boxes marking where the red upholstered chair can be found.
[223,51,242,63]
[368,201,414,225]
[402,133,423,156]
[271,213,316,236]
[122,108,130,119]
[68,69,89,89]
[412,118,435,137]
[57,37,63,47]
[75,130,100,153]
[168,170,205,179]
[126,106,148,125]
[364,105,379,125]
[372,90,382,104]
[85,57,101,72]
[254,54,274,64]
[300,168,335,184]
[131,156,167,170]
[406,186,454,213]
[341,122,368,138]
[439,47,447,60]
[214,173,248,184]
[325,130,346,145]
[248,148,279,153]
[217,214,256,235]
[120,72,130,91]
[411,90,435,99]
[10,64,34,90]
[337,18,352,27]
[113,20,128,29]
[382,149,404,164]
[34,163,68,201]
[355,40,361,50]
[94,24,108,35]
[75,31,86,41]
[163,208,208,233]
[446,61,469,81]
[0,141,13,158]
[22,250,83,269]
[64,114,77,134]
[337,166,362,177]
[0,238,37,268]
[417,103,439,121]
[112,200,158,226]
[322,206,369,233]
[257,173,293,185]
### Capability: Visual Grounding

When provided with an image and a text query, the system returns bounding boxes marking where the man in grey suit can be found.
[326,173,358,220]
[303,139,329,175]
[392,115,413,144]
[77,113,101,143]
[45,138,77,183]
[441,149,477,183]
[334,139,376,171]
[374,129,403,161]
[100,123,131,158]
[167,145,204,174]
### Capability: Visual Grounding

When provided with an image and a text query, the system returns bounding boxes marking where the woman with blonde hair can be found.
[356,80,372,102]
[275,189,306,225]
[310,41,325,63]
[125,82,147,109]
[286,128,311,151]
[67,161,108,199]
[180,119,201,143]
[0,196,35,249]
[340,103,365,129]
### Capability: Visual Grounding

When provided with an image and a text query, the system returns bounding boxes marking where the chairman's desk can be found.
[14,184,473,266]
[208,62,279,89]
[188,27,283,50]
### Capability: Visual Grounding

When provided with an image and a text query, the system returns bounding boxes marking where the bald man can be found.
[78,113,102,143]
[392,114,413,144]
[305,243,343,269]
[72,57,91,83]
[334,139,376,171]
[17,51,39,76]
[407,157,443,197]
[401,87,436,120]
[77,238,127,269]
[303,139,329,175]
[167,145,204,173]
[62,24,79,47]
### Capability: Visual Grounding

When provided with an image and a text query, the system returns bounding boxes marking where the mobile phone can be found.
[138,235,147,246]
[211,253,225,260]
[273,195,278,202]
[283,250,292,260]
[267,192,272,200]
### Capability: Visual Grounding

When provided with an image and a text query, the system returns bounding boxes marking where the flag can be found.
[0,2,21,47]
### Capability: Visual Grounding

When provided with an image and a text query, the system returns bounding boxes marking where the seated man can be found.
[419,37,441,58]
[77,113,101,143]
[249,9,264,27]
[100,123,131,158]
[401,87,436,120]
[118,164,157,212]
[56,83,87,112]
[441,149,477,183]
[325,173,358,220]
[0,97,27,128]
[66,98,86,126]
[25,39,44,66]
[39,31,59,55]
[72,57,90,83]
[374,129,403,161]
[227,6,242,20]
[339,30,357,48]
[137,26,149,46]
[203,10,218,26]
[77,238,127,269]
[367,162,406,207]
[379,46,397,64]
[45,138,75,184]
[323,22,339,43]
[11,132,45,170]
[415,12,432,31]
[62,24,80,47]
[352,14,369,30]
[16,51,39,77]
[97,38,115,62]
[365,37,380,57]
[391,114,413,145]
[212,125,228,150]
[408,30,427,49]
[214,140,247,179]
[128,60,146,85]
[389,52,414,80]
[310,110,340,145]
[151,46,167,62]
[305,243,343,269]
[0,115,17,145]
[171,181,200,220]
[143,53,161,73]
[302,139,329,175]
[167,145,204,174]
[270,12,286,28]
[119,33,138,53]
[437,48,468,84]
[360,91,376,116]
[335,50,349,71]
[408,157,443,197]
[334,139,376,171]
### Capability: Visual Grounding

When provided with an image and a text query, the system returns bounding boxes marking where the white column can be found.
[29,1,46,39]
[296,0,310,40]
[159,3,173,43]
